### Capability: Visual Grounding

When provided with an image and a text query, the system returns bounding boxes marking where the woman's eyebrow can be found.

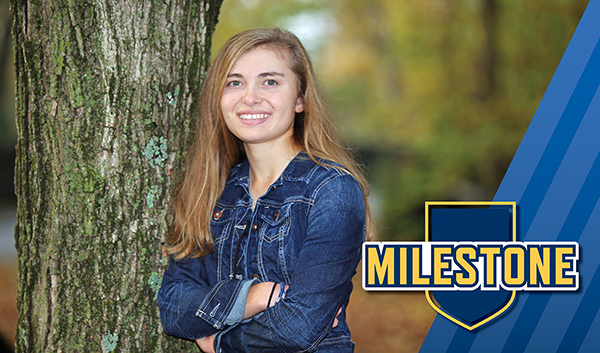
[227,71,285,78]
[259,71,285,77]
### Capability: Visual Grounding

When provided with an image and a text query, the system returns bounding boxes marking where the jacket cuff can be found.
[195,279,257,329]
[223,279,258,326]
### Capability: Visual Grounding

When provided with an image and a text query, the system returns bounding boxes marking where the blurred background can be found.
[0,0,589,351]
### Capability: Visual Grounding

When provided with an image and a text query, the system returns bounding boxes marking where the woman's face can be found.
[220,46,304,150]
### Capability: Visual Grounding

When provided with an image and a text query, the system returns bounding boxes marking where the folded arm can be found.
[214,174,365,352]
[158,255,257,340]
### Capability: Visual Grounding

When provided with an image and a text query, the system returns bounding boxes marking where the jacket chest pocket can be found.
[258,203,293,282]
[259,203,292,243]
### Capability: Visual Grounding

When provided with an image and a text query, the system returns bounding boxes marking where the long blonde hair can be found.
[167,28,375,259]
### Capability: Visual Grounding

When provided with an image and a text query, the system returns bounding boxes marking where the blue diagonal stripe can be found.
[446,327,477,352]
[578,296,600,351]
[419,316,458,352]
[556,258,600,352]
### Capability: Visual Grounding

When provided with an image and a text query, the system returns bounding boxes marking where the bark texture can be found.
[12,0,222,351]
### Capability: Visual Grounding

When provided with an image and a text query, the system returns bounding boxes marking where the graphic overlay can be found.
[425,202,578,330]
[426,202,516,331]
[419,1,600,351]
[363,202,579,331]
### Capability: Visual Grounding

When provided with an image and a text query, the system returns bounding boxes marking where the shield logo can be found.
[425,201,517,331]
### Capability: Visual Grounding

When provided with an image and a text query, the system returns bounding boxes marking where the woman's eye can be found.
[264,79,278,86]
[226,80,242,87]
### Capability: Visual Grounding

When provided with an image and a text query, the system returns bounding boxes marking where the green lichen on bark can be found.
[102,333,119,352]
[144,136,169,168]
[12,0,224,351]
[148,272,161,300]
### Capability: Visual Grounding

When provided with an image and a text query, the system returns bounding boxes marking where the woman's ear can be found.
[295,96,304,113]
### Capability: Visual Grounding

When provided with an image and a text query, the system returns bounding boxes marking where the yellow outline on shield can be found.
[424,201,517,331]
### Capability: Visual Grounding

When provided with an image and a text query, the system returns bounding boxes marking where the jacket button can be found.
[252,274,260,280]
[252,223,258,231]
[274,211,279,220]
[213,211,222,219]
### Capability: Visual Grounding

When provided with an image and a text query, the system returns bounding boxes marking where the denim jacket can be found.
[158,153,365,352]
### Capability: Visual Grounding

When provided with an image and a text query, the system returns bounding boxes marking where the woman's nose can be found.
[242,86,261,105]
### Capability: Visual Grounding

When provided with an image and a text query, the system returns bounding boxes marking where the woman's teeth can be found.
[238,113,269,120]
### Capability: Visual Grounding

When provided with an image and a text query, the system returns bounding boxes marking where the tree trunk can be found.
[12,0,222,351]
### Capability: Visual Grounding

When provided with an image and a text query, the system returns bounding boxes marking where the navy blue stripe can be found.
[419,317,458,352]
[556,154,600,244]
[446,328,477,353]
[499,294,552,353]
[556,263,600,352]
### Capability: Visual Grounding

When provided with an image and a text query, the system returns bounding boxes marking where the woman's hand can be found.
[245,282,340,329]
[195,298,340,352]
[332,307,342,328]
[244,281,289,319]
[196,334,215,353]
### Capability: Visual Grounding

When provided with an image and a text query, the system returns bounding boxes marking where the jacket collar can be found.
[231,152,321,188]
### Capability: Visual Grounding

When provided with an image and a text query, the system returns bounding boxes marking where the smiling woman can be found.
[158,28,375,352]
[220,47,304,153]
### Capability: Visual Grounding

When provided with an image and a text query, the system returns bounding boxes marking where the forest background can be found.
[0,0,589,352]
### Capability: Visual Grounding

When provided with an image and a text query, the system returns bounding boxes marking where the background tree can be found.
[320,0,589,240]
[12,0,222,351]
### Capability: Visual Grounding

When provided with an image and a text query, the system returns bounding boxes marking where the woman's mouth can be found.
[238,113,271,120]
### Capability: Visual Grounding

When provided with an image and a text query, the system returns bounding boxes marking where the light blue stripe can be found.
[419,316,458,352]
[466,293,530,353]
[578,302,600,351]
